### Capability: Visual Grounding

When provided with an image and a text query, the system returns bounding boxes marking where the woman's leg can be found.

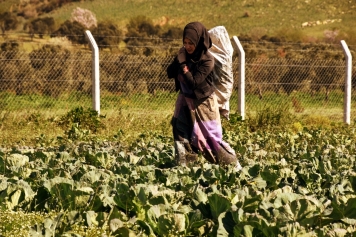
[172,94,198,165]
[191,94,240,167]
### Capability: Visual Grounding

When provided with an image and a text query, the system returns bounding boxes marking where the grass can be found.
[43,0,355,37]
[0,109,173,146]
[0,210,106,236]
[0,210,49,236]
[2,0,356,43]
[0,89,352,146]
[1,2,355,233]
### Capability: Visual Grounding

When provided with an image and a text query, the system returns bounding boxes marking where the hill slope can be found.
[1,0,356,46]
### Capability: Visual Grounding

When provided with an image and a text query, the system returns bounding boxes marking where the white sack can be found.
[208,26,234,119]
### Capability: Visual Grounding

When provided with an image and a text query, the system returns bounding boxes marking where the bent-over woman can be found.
[167,21,242,170]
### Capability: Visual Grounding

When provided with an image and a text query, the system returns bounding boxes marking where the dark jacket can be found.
[167,51,215,100]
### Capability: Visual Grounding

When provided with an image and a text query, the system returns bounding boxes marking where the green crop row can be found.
[1,105,356,235]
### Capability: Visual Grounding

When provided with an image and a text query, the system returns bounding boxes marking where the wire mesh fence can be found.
[241,57,349,120]
[0,48,355,122]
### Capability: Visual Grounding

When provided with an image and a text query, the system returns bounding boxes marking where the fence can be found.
[0,38,355,123]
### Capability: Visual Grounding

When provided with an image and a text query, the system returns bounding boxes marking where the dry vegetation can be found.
[1,0,356,44]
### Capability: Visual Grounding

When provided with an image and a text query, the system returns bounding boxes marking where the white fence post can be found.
[85,30,100,115]
[232,36,245,120]
[341,40,352,125]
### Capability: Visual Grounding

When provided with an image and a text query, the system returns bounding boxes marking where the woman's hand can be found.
[177,47,186,63]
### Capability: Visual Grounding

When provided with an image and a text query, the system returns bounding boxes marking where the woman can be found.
[167,22,242,170]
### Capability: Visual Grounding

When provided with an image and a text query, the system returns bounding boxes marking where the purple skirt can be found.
[172,93,237,165]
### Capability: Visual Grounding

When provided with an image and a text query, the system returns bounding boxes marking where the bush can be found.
[272,27,307,43]
[29,45,71,97]
[160,26,182,40]
[57,106,106,140]
[0,12,18,35]
[124,15,162,55]
[91,21,123,51]
[29,44,68,69]
[1,40,19,52]
[248,101,292,131]
[51,20,87,45]
[70,7,97,29]
[28,17,55,39]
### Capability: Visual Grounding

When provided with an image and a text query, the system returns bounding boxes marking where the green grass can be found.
[3,0,356,41]
[45,0,355,37]
[0,210,106,236]
[0,90,352,146]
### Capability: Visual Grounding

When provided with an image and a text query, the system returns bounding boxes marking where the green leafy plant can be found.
[0,124,356,235]
[57,106,106,140]
[248,101,292,131]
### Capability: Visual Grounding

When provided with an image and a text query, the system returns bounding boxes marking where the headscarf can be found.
[183,22,212,60]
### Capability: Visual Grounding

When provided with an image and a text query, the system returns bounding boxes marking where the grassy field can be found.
[2,0,356,43]
[0,90,354,146]
[2,1,356,236]
[2,98,356,236]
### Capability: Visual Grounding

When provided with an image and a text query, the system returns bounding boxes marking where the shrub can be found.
[91,21,123,51]
[57,106,106,140]
[323,29,339,44]
[0,12,18,35]
[248,101,292,131]
[70,7,97,29]
[16,3,38,18]
[29,45,71,97]
[28,17,55,39]
[124,15,162,55]
[0,40,19,52]
[160,26,182,40]
[51,20,87,45]
[272,27,307,42]
[29,44,68,69]
[160,26,182,56]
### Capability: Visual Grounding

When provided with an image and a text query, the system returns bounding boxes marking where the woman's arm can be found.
[166,57,180,79]
[182,55,214,89]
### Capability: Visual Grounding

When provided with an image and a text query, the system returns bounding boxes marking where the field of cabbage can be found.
[1,113,356,236]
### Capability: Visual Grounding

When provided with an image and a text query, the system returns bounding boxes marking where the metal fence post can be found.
[341,40,352,125]
[85,30,100,115]
[232,36,245,120]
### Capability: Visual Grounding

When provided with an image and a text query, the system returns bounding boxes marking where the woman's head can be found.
[183,22,212,55]
[183,38,196,54]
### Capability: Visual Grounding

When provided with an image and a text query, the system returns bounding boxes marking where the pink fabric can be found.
[174,93,223,153]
